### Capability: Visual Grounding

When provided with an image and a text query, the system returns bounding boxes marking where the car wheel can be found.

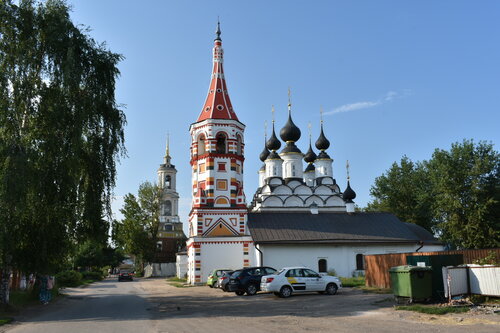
[279,285,292,298]
[246,284,258,296]
[235,290,245,296]
[325,283,338,295]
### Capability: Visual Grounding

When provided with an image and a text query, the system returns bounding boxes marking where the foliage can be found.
[326,269,337,276]
[74,241,125,270]
[55,270,83,287]
[357,286,392,294]
[340,277,365,287]
[166,276,191,288]
[81,271,103,281]
[0,0,125,305]
[113,181,162,264]
[0,318,13,326]
[366,156,434,232]
[472,251,499,265]
[367,140,500,249]
[395,305,470,315]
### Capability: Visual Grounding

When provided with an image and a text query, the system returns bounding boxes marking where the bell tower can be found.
[186,22,254,284]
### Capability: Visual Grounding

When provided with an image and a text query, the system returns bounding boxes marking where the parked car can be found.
[227,266,277,296]
[218,270,235,291]
[207,269,232,288]
[260,267,342,298]
[118,270,134,282]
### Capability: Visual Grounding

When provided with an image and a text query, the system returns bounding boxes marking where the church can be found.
[183,24,442,284]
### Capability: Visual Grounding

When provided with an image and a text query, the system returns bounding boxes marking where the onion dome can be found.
[266,124,281,151]
[304,163,315,173]
[267,151,282,160]
[281,142,302,154]
[315,124,330,151]
[280,112,301,143]
[343,181,356,203]
[259,145,270,162]
[317,150,331,159]
[304,142,317,163]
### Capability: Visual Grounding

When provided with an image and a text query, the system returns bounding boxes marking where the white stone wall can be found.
[187,236,256,284]
[257,243,444,277]
[176,253,188,279]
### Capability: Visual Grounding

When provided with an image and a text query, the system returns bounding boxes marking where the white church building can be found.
[184,24,442,284]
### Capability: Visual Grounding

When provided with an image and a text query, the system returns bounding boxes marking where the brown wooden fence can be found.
[365,248,500,288]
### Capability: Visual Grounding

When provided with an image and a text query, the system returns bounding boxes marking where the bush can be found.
[327,269,337,276]
[55,270,82,287]
[81,271,103,281]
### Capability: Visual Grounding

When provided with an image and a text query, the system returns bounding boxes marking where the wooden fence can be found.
[365,248,500,288]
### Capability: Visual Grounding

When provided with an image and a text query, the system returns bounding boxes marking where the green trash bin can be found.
[389,265,432,303]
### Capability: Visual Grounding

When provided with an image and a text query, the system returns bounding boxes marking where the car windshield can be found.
[231,271,242,278]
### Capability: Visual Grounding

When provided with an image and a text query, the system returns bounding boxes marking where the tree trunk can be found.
[0,267,11,307]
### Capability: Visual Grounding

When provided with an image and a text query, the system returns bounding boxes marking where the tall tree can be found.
[113,182,162,265]
[427,140,500,249]
[366,156,435,232]
[0,0,125,306]
[367,140,500,249]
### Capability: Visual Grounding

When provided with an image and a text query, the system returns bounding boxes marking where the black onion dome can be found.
[304,163,315,172]
[280,113,301,142]
[267,150,282,160]
[304,143,317,163]
[266,125,281,151]
[343,181,356,203]
[281,142,302,154]
[317,150,331,159]
[315,124,330,151]
[259,145,270,162]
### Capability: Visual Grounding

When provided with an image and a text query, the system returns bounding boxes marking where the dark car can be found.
[218,270,235,291]
[227,266,277,296]
[118,270,133,282]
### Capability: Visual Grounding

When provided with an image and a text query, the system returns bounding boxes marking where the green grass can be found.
[166,276,191,288]
[340,277,365,287]
[0,317,13,326]
[395,305,470,315]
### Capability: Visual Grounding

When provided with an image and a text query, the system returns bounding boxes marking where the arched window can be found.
[197,134,206,156]
[356,254,364,270]
[236,134,242,155]
[216,133,227,154]
[163,200,172,216]
[164,175,171,189]
[318,259,327,273]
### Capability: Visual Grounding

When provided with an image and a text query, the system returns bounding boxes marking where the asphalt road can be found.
[6,278,154,333]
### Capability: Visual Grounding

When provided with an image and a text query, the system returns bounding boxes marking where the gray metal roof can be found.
[247,212,440,245]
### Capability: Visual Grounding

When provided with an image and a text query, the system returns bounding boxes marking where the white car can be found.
[260,267,342,298]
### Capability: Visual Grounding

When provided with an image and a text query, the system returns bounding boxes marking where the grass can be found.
[357,286,392,294]
[166,277,191,288]
[0,317,13,326]
[340,277,365,287]
[395,305,470,315]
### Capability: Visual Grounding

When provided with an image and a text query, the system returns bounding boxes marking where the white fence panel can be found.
[442,266,468,298]
[469,265,500,296]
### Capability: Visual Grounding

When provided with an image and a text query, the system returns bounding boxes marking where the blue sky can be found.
[69,1,500,234]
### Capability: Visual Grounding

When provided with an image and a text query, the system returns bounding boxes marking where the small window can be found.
[156,241,163,251]
[318,259,327,273]
[218,163,226,171]
[356,254,364,270]
[163,201,172,216]
[165,225,173,231]
[216,133,227,154]
[217,104,224,110]
[197,135,206,155]
[236,134,242,155]
[164,175,171,189]
[199,163,206,173]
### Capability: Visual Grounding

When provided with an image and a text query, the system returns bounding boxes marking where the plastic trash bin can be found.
[389,265,432,303]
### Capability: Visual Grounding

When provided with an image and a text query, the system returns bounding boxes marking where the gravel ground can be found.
[142,278,500,333]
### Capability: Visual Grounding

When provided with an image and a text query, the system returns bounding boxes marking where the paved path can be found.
[5,278,154,333]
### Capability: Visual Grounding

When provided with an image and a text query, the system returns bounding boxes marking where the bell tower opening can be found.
[216,132,227,154]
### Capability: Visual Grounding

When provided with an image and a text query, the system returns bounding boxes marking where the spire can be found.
[280,88,301,143]
[215,18,221,41]
[197,20,238,122]
[165,132,170,157]
[304,124,317,163]
[266,106,281,152]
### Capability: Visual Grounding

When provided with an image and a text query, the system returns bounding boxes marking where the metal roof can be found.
[247,212,440,245]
